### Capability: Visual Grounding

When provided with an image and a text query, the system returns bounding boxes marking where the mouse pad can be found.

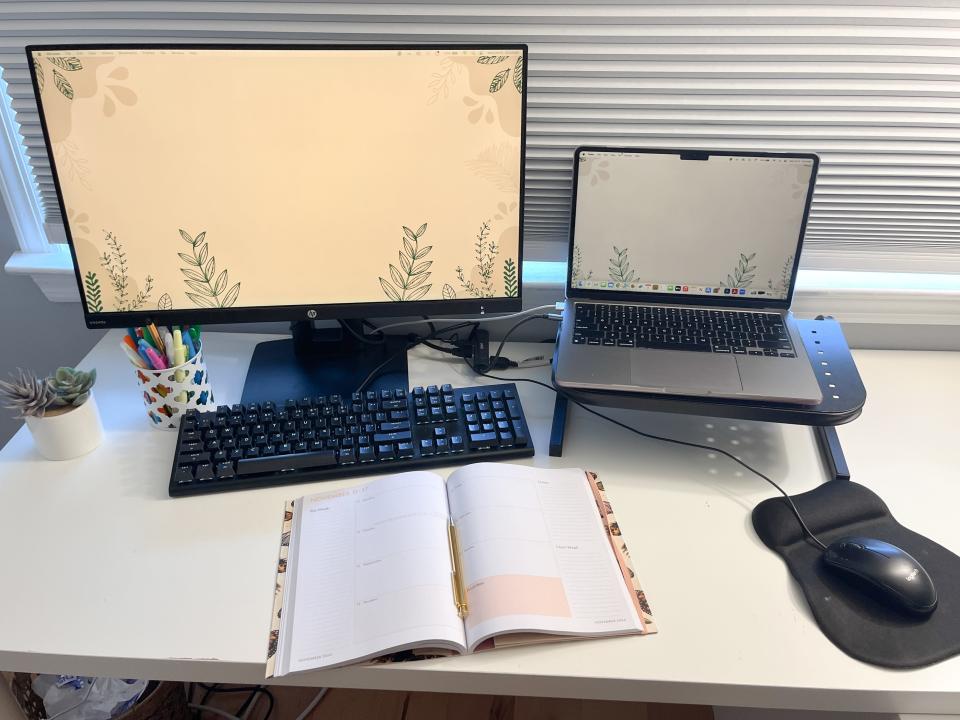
[752,480,960,668]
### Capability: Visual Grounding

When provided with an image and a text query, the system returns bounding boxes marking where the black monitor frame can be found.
[27,43,528,330]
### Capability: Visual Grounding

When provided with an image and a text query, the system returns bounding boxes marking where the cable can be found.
[372,303,558,335]
[293,688,329,720]
[353,321,485,395]
[488,314,557,371]
[471,369,828,551]
[338,319,386,345]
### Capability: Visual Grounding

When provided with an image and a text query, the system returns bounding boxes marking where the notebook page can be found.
[445,464,642,650]
[280,472,465,673]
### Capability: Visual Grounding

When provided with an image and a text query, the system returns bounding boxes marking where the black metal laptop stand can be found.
[548,317,866,482]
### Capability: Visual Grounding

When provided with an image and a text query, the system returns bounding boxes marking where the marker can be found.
[164,331,176,366]
[146,323,164,352]
[138,339,167,370]
[135,340,154,369]
[122,334,139,353]
[127,328,139,345]
[122,343,148,369]
[189,326,201,345]
[182,331,196,361]
[137,326,158,351]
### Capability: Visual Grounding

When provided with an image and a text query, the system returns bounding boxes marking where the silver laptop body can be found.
[553,147,823,405]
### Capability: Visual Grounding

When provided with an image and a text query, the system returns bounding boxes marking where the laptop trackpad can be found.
[631,351,742,392]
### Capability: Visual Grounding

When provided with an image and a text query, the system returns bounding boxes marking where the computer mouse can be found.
[823,536,937,615]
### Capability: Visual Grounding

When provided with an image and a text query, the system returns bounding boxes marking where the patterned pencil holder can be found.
[130,344,214,429]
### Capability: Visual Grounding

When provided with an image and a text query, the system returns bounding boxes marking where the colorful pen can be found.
[189,326,201,345]
[122,343,148,369]
[138,339,167,370]
[182,331,196,361]
[164,331,176,366]
[135,340,154,369]
[147,323,165,352]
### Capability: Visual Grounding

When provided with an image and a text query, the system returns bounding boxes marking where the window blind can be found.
[1,1,959,262]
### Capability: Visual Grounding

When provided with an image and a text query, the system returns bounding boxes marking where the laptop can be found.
[553,147,823,405]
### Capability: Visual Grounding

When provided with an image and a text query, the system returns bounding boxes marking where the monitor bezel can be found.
[26,42,528,329]
[565,146,819,310]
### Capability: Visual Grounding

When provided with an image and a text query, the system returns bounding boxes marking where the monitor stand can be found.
[240,320,409,405]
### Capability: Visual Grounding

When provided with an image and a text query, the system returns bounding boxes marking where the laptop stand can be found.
[548,316,866,482]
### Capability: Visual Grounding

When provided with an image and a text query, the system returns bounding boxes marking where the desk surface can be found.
[1,330,958,714]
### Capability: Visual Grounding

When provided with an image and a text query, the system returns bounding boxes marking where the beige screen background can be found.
[32,48,524,313]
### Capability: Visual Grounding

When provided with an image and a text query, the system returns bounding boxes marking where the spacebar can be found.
[237,451,337,476]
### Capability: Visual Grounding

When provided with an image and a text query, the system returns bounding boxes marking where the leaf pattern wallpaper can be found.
[33,48,523,312]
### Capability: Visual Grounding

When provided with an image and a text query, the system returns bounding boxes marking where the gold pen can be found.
[448,521,469,619]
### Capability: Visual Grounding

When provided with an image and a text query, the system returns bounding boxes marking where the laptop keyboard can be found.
[572,303,796,357]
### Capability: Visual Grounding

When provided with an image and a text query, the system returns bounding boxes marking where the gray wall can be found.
[0,206,105,445]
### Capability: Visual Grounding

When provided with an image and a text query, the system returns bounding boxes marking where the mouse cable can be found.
[472,367,829,552]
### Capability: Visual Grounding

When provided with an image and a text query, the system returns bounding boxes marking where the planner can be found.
[266,463,655,676]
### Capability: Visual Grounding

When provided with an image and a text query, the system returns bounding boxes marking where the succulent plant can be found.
[0,369,58,418]
[49,367,97,407]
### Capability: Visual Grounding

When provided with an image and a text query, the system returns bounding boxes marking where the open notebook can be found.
[266,463,655,676]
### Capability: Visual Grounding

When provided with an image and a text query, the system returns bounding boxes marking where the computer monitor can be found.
[28,44,527,399]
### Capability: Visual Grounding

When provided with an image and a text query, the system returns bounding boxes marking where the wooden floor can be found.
[1,680,714,720]
[200,685,714,720]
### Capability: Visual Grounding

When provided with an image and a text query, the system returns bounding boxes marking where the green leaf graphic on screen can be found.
[456,222,500,298]
[379,223,432,301]
[608,246,635,284]
[84,271,102,313]
[178,229,241,308]
[721,252,757,288]
[52,69,74,100]
[489,68,510,93]
[476,55,509,65]
[48,56,83,72]
[503,258,518,298]
[33,58,44,92]
[513,56,523,93]
[98,231,153,311]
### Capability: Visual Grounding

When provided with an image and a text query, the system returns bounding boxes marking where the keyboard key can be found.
[435,438,450,453]
[373,430,412,443]
[450,435,464,452]
[194,463,215,482]
[420,438,435,455]
[469,432,498,449]
[397,442,415,458]
[376,444,395,460]
[215,462,235,479]
[174,466,194,485]
[358,445,375,462]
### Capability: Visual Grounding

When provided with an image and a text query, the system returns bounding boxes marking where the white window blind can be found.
[2,1,959,265]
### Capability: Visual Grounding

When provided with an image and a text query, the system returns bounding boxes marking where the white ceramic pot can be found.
[23,392,103,460]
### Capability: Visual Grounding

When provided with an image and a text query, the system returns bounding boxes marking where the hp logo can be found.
[307,309,317,319]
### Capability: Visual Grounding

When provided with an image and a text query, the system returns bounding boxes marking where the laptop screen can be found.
[569,150,816,302]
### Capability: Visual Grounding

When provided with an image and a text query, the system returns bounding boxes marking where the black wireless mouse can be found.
[823,536,938,615]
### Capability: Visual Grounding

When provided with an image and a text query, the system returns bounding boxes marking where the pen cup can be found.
[129,343,214,429]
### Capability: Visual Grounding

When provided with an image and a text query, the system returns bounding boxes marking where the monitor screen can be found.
[569,149,816,302]
[29,45,525,324]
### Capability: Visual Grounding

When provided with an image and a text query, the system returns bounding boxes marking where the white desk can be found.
[0,330,958,714]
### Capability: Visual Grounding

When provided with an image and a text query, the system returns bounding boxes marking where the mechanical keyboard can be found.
[168,383,534,497]
[572,303,796,357]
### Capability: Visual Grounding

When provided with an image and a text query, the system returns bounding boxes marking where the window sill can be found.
[7,250,960,326]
